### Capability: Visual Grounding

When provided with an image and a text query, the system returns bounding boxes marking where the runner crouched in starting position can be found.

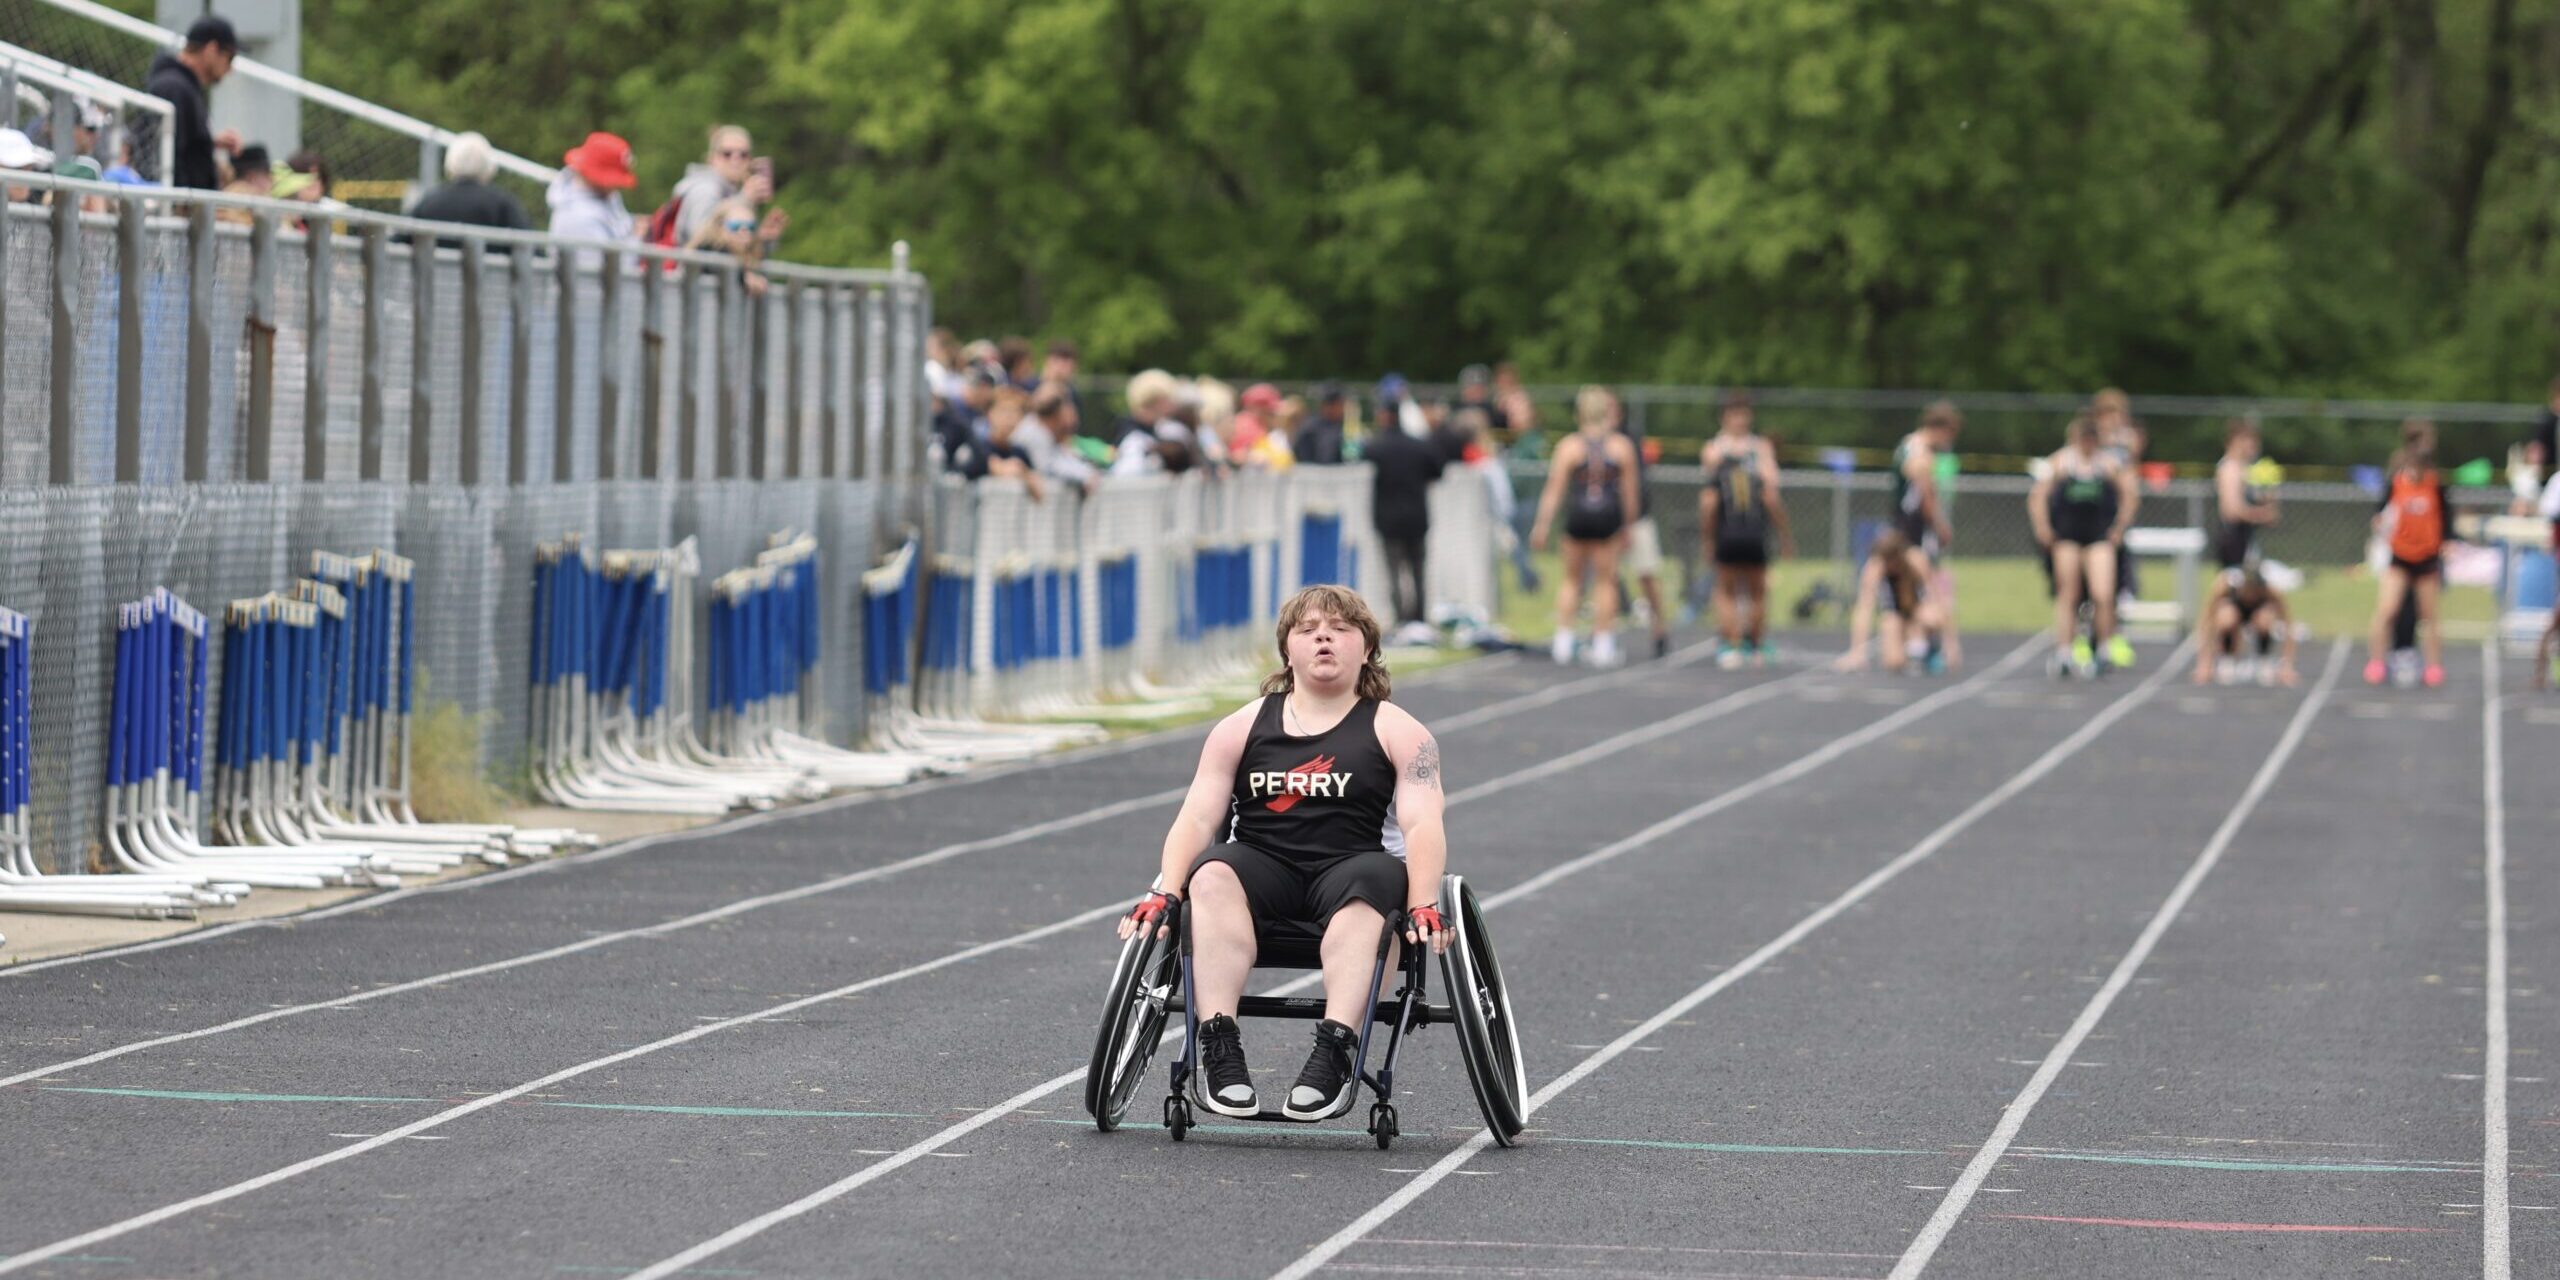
[1119,585,1449,1121]
[1834,528,1947,674]
[1698,392,1790,668]
[2193,565,2298,686]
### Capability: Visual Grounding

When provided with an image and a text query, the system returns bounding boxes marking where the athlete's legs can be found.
[1555,540,1590,638]
[1739,565,1770,649]
[1589,538,1625,633]
[1712,561,1741,648]
[2539,601,2558,689]
[2083,541,2121,642]
[2414,569,2444,669]
[2050,542,2087,649]
[2368,567,2411,667]
[1319,900,1396,1028]
[1879,612,1909,673]
[2202,599,2241,681]
[1918,551,1960,667]
[1187,860,1256,1021]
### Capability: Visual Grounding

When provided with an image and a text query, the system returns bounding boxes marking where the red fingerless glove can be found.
[1128,890,1180,926]
[1406,904,1446,935]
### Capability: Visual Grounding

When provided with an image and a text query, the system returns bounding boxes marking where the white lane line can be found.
[0,645,1537,979]
[2483,642,2512,1280]
[1266,639,2190,1280]
[618,641,2049,1280]
[0,643,1783,1272]
[1886,641,2348,1280]
[0,646,1734,1091]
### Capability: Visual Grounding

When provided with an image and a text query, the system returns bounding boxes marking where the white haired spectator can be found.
[1112,369,1181,476]
[408,130,530,233]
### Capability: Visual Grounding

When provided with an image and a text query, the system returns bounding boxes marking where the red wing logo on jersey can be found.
[1262,754,1339,813]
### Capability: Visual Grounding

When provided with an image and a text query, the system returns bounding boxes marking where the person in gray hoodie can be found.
[670,125,786,250]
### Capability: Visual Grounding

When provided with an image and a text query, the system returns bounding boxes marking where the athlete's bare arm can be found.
[2109,459,2141,542]
[1608,436,1642,536]
[1120,702,1256,939]
[2027,458,2057,547]
[1376,701,1449,952]
[1835,556,1886,671]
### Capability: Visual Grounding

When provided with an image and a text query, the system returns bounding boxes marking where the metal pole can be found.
[781,280,801,480]
[507,244,532,486]
[245,213,276,483]
[818,282,840,479]
[358,224,386,482]
[409,237,435,484]
[183,201,214,482]
[639,254,661,481]
[597,249,620,481]
[1830,467,1851,599]
[460,238,483,481]
[849,286,871,481]
[676,264,698,481]
[715,266,740,479]
[47,183,79,484]
[304,219,332,482]
[114,194,144,483]
[554,250,576,483]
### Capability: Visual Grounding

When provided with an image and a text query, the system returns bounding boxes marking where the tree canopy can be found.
[264,0,2560,402]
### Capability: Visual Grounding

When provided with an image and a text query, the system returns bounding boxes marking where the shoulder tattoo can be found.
[1404,735,1441,790]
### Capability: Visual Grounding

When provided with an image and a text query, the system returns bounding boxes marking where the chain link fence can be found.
[0,171,929,875]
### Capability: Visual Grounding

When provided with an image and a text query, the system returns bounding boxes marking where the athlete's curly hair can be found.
[1262,584,1392,701]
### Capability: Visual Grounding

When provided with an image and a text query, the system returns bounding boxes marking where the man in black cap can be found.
[143,15,242,189]
[1294,381,1349,465]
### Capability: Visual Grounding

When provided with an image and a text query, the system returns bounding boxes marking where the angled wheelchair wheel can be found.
[1085,910,1181,1131]
[1438,874,1527,1145]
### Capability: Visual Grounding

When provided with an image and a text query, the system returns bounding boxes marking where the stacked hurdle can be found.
[0,606,233,919]
[109,590,393,889]
[293,554,586,861]
[702,533,937,787]
[529,535,829,814]
[861,535,1101,762]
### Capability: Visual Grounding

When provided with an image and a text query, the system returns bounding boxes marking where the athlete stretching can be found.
[1120,585,1449,1121]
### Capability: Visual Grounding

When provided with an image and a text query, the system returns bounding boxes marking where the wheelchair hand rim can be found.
[1440,874,1527,1142]
[1086,919,1177,1128]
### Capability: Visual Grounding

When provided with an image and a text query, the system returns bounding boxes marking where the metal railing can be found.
[0,38,174,183]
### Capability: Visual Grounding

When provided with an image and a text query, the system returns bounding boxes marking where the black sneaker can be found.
[1282,1019,1360,1120]
[1652,632,1671,660]
[1193,1014,1258,1117]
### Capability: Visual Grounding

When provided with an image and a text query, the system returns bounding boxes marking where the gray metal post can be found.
[1830,467,1852,598]
[409,237,435,484]
[458,239,483,485]
[507,244,532,486]
[676,264,698,481]
[358,224,386,482]
[715,266,740,478]
[638,254,662,480]
[553,250,576,483]
[891,242,915,485]
[747,273,769,479]
[183,202,215,482]
[781,281,802,480]
[114,195,145,483]
[596,249,620,480]
[0,191,10,445]
[46,187,78,483]
[818,283,841,479]
[245,214,277,482]
[304,219,332,482]
[416,138,442,200]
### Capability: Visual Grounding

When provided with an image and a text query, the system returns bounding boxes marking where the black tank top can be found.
[1710,439,1768,541]
[1227,695,1402,863]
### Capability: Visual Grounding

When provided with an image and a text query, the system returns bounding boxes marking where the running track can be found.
[2,635,2553,1280]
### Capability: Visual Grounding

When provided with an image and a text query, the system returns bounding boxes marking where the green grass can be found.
[1495,552,2497,642]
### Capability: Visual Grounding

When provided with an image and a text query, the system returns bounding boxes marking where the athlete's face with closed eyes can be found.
[1286,609,1364,694]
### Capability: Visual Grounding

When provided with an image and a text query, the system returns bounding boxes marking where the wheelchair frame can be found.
[1086,872,1524,1152]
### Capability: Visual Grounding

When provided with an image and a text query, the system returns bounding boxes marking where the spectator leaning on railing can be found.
[686,195,774,294]
[661,126,786,252]
[144,15,242,190]
[548,132,637,244]
[407,132,532,234]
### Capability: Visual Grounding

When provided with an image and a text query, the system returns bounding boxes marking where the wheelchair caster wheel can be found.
[1165,1096,1192,1141]
[1369,1102,1399,1151]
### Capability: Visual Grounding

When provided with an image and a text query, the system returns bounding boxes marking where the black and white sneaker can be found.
[1282,1019,1360,1121]
[1193,1014,1259,1118]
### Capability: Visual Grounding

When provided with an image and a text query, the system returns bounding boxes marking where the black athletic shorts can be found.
[1713,537,1769,568]
[2389,555,2442,580]
[1195,843,1406,944]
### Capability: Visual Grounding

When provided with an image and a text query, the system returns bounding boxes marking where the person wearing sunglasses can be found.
[686,195,774,295]
[670,125,787,250]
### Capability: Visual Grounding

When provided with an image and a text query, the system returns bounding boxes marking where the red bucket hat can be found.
[562,132,636,190]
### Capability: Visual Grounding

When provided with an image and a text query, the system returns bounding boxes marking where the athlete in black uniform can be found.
[2028,414,2138,677]
[1121,584,1449,1121]
[2215,417,2279,570]
[2193,565,2297,686]
[1698,399,1791,667]
[1531,386,1644,668]
[1835,528,1947,674]
[1888,401,1964,668]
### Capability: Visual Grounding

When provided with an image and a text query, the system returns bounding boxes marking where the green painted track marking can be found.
[1551,1136,1938,1157]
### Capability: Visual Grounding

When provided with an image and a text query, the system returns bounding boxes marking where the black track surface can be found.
[2,636,2552,1280]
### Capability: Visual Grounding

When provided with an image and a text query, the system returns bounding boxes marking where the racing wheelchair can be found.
[1085,873,1526,1150]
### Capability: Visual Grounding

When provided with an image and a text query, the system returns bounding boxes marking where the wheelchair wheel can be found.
[1437,874,1527,1145]
[1085,913,1180,1131]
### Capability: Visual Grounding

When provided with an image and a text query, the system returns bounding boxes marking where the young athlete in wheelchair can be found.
[1086,585,1525,1149]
